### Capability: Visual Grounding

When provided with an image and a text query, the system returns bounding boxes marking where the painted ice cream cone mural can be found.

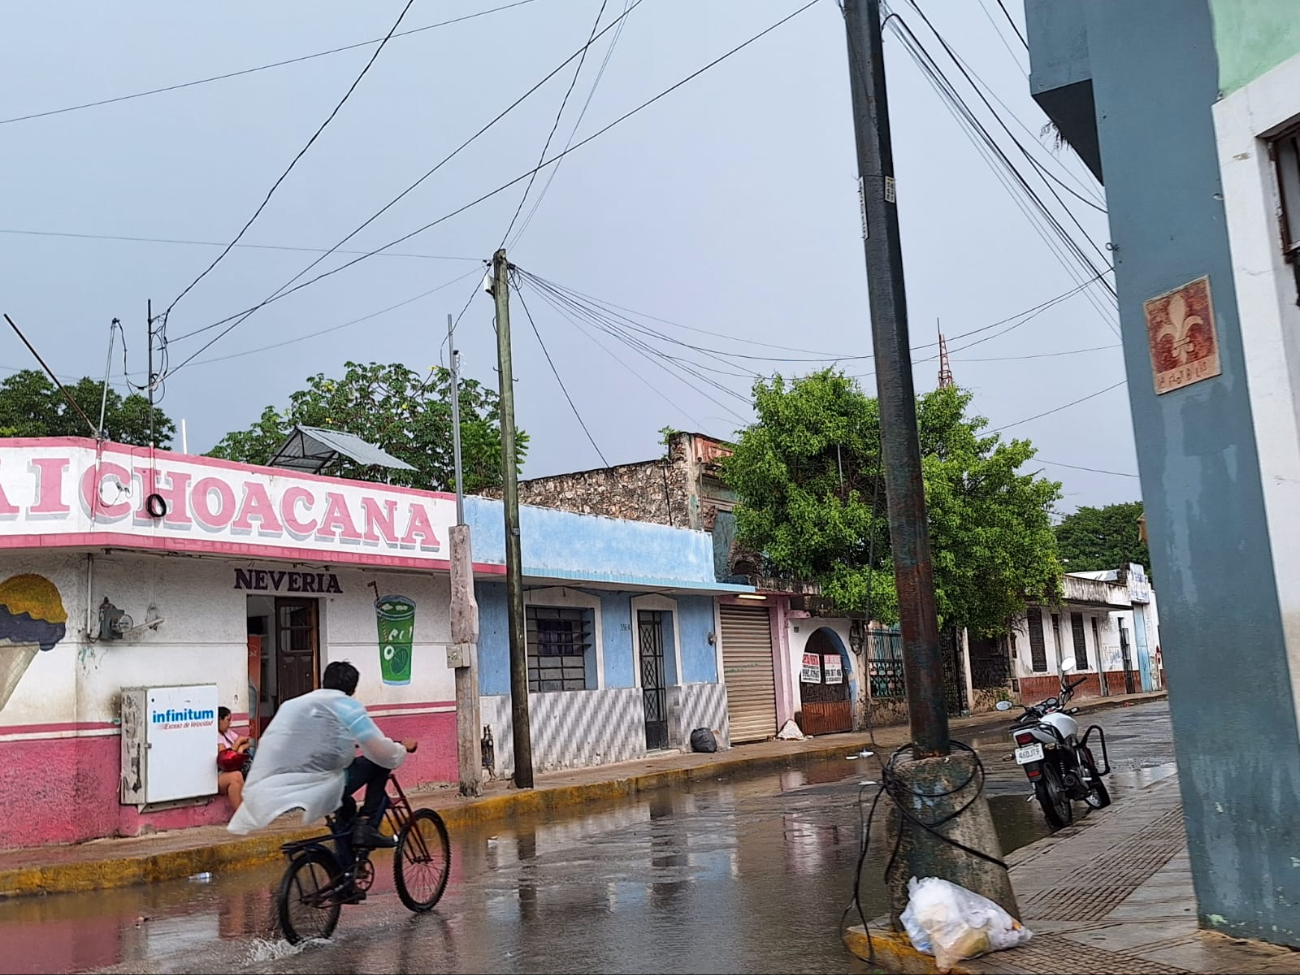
[0,574,67,712]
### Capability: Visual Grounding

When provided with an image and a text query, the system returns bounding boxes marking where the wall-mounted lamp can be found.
[736,593,767,601]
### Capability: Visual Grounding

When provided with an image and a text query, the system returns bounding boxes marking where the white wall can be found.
[0,550,454,731]
[1215,54,1300,731]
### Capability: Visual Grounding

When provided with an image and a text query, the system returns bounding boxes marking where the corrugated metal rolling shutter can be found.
[720,604,777,743]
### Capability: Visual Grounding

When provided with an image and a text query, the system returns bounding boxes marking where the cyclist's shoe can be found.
[339,885,367,905]
[351,817,396,850]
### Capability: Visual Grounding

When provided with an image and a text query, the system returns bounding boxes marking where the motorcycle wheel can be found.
[1035,762,1074,830]
[1082,749,1112,810]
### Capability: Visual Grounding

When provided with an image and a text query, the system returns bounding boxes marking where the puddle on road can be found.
[3,712,1175,975]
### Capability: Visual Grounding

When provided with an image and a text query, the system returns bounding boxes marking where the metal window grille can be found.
[1027,610,1048,672]
[526,606,591,692]
[1071,612,1090,670]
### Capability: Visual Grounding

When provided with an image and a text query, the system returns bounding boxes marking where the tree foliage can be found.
[1054,501,1149,575]
[0,369,174,446]
[208,361,526,492]
[723,371,1062,635]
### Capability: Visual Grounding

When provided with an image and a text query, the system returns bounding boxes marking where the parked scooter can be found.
[995,659,1112,829]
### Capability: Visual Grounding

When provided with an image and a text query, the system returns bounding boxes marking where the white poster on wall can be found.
[145,684,219,804]
[801,653,822,683]
[823,654,844,684]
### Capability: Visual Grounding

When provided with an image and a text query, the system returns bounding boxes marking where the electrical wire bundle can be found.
[843,739,1003,964]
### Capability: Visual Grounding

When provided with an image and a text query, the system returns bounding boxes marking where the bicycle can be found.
[275,775,451,944]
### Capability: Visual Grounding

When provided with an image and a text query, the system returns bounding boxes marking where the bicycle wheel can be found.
[277,848,342,944]
[394,808,451,912]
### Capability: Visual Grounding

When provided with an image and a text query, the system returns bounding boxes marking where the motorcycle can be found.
[995,658,1112,829]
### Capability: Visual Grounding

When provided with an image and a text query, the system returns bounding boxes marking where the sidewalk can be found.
[844,763,1300,973]
[0,690,1164,899]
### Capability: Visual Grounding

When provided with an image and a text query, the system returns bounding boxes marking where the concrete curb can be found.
[0,690,1166,899]
[843,925,973,974]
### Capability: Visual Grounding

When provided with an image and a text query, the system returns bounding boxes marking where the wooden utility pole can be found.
[448,312,483,797]
[492,249,534,789]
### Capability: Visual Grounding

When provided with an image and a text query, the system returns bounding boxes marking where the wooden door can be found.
[275,598,319,705]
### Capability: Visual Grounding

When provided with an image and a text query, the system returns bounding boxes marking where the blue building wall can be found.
[475,586,720,694]
[597,591,635,688]
[1028,0,1300,945]
[464,495,748,592]
[476,582,511,697]
[676,595,718,683]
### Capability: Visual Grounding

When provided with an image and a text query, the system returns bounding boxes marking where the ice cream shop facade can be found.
[0,438,743,849]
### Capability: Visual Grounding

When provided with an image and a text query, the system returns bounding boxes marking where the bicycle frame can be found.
[279,774,430,896]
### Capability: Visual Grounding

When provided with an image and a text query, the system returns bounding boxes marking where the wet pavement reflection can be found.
[0,701,1173,975]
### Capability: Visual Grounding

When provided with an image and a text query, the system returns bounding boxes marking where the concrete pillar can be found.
[1025,0,1300,945]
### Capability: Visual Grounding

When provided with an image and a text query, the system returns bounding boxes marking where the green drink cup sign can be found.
[375,595,415,686]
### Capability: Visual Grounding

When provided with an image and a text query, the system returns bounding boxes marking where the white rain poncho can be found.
[228,688,406,834]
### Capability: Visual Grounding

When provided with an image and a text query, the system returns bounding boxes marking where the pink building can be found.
[0,438,481,849]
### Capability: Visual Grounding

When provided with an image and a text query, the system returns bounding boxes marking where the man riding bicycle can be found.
[229,661,417,854]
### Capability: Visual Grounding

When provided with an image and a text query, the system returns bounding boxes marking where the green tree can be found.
[0,369,174,446]
[1054,501,1149,575]
[722,371,1063,635]
[208,361,526,492]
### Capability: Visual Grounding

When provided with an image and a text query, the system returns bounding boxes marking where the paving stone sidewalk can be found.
[850,769,1300,974]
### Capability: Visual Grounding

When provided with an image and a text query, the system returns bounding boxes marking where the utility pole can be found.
[492,249,534,789]
[447,312,483,797]
[146,300,155,448]
[842,0,1016,922]
[844,0,947,758]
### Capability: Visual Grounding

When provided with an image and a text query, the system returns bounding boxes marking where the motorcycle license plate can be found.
[1015,743,1045,765]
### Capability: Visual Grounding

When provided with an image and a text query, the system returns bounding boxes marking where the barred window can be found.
[526,606,592,692]
[1027,610,1048,673]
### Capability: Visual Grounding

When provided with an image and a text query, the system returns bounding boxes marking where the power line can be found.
[0,227,478,261]
[522,273,751,421]
[954,343,1120,362]
[0,0,544,127]
[883,13,1120,336]
[512,279,610,466]
[988,379,1127,433]
[510,0,634,246]
[164,0,416,318]
[167,0,646,349]
[2,313,98,435]
[184,268,481,369]
[500,0,613,247]
[1036,458,1139,478]
[974,0,1026,77]
[161,0,819,379]
[993,0,1028,48]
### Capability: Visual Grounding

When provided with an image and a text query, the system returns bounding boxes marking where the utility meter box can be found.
[120,684,219,805]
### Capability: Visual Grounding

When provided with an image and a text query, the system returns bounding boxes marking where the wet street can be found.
[0,701,1175,975]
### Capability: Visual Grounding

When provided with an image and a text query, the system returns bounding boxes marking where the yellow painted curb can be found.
[843,925,975,975]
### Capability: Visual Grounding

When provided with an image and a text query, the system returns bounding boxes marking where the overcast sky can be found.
[0,1,1136,512]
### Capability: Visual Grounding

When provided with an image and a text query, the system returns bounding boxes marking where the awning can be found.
[267,425,415,475]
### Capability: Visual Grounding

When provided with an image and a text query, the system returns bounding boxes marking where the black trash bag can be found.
[690,727,718,753]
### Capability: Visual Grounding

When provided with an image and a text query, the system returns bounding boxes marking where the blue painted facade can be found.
[463,495,749,593]
[1028,0,1300,945]
[467,497,736,769]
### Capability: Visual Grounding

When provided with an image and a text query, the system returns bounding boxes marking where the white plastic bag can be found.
[900,877,1032,972]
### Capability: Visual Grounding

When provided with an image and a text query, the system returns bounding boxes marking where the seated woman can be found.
[217,706,252,812]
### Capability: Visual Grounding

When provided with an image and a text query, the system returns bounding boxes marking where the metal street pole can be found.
[492,249,534,789]
[843,0,948,758]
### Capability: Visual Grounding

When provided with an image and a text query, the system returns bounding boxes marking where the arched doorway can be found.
[798,628,853,735]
